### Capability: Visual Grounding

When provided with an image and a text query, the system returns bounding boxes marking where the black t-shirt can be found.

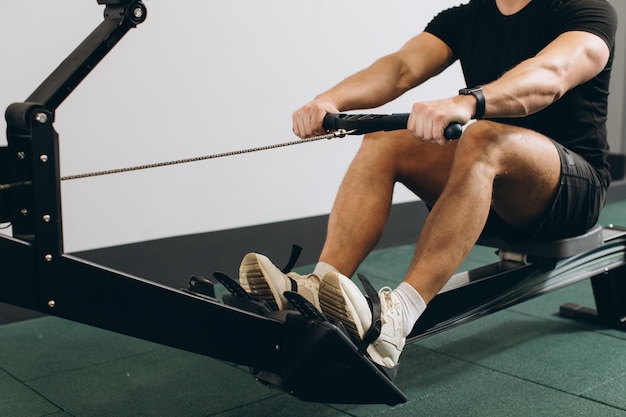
[425,0,618,187]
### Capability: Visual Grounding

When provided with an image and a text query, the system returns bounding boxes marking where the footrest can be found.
[254,312,407,405]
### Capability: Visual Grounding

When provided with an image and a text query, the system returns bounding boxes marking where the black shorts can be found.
[482,141,607,243]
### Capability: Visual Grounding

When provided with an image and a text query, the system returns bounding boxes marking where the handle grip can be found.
[322,113,463,140]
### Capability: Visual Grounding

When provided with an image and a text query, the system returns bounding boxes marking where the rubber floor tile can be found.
[0,369,60,417]
[24,347,276,417]
[583,372,626,410]
[331,345,491,417]
[395,371,626,417]
[416,310,626,395]
[211,393,355,417]
[0,316,159,382]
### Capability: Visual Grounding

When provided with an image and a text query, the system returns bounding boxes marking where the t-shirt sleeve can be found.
[554,0,617,51]
[423,5,469,57]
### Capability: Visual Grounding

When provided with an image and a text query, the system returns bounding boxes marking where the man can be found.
[239,0,618,369]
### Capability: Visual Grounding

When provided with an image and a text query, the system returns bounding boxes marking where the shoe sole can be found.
[239,254,284,311]
[319,273,366,341]
[320,273,390,368]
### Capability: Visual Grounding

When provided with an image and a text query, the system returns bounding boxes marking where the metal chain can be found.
[0,129,355,190]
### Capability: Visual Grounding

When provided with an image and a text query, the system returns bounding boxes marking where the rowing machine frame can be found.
[0,1,624,406]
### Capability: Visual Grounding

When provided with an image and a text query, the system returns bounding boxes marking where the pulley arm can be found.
[2,0,147,226]
[24,0,147,112]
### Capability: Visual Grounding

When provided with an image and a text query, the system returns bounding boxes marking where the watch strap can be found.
[459,87,485,119]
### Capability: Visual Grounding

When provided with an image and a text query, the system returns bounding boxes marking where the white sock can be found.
[312,261,338,281]
[392,282,427,337]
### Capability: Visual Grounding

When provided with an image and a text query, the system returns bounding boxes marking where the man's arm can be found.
[292,32,454,138]
[408,30,611,144]
[482,31,611,118]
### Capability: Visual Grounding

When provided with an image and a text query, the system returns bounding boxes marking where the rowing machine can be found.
[0,1,624,406]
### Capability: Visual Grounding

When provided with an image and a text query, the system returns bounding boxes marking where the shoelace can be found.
[379,287,394,304]
[378,287,401,323]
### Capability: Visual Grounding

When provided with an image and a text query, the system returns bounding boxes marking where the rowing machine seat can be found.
[477,224,604,259]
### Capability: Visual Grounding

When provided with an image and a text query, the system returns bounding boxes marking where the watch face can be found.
[460,87,481,95]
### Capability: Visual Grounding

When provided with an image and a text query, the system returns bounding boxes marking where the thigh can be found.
[477,123,604,242]
[449,121,562,233]
[509,143,605,242]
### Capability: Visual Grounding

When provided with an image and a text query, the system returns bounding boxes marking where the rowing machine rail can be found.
[0,1,625,406]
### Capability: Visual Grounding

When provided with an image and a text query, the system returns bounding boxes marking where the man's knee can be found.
[453,121,506,169]
[459,120,506,149]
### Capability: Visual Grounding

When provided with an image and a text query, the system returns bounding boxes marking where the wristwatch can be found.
[459,87,485,119]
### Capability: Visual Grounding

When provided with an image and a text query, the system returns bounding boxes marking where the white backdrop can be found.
[0,0,464,251]
[2,1,623,252]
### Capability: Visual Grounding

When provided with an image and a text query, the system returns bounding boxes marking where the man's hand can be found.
[407,96,474,145]
[292,100,340,139]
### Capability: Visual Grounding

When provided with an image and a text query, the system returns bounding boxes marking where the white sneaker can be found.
[319,272,405,368]
[239,253,321,312]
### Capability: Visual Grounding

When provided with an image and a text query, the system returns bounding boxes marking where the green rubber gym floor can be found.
[1,200,625,417]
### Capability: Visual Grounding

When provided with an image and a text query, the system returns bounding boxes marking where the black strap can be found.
[288,277,298,292]
[284,291,327,322]
[356,274,382,355]
[281,245,303,273]
[212,271,253,300]
[459,87,485,119]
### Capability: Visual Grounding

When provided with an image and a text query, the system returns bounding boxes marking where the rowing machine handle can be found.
[322,113,463,140]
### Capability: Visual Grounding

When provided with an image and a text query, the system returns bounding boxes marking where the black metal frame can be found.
[0,1,625,406]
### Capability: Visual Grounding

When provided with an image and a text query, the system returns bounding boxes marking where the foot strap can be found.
[356,273,382,355]
[280,244,303,274]
[357,274,402,381]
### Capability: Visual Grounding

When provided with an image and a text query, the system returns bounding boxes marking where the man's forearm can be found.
[316,54,411,112]
[481,31,610,119]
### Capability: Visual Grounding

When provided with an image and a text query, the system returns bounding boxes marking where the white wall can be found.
[1,1,624,252]
[0,0,462,252]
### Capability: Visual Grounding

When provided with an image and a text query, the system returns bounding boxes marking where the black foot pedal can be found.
[213,271,273,315]
[187,275,216,298]
[284,291,326,322]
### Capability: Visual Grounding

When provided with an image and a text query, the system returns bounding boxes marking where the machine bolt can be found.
[34,112,48,124]
[275,344,281,351]
[40,154,48,163]
[133,6,144,19]
[45,254,53,262]
[48,300,56,308]
[20,208,28,216]
[43,214,51,223]
[17,151,26,160]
